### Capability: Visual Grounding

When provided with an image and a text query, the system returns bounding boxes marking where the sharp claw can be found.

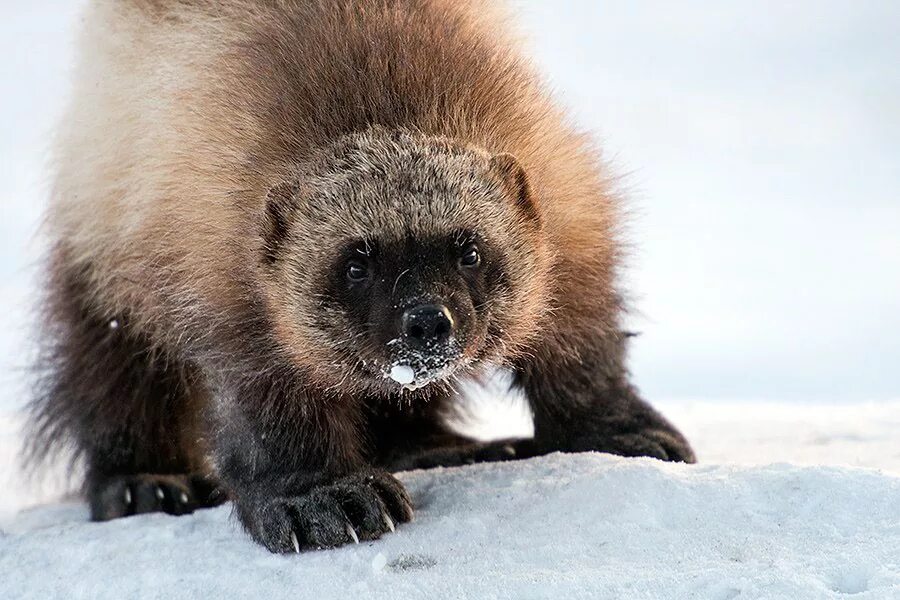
[345,523,359,544]
[155,487,165,501]
[179,492,189,504]
[124,487,132,506]
[382,511,395,533]
[290,531,300,554]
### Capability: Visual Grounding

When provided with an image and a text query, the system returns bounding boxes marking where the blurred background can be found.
[1,0,898,421]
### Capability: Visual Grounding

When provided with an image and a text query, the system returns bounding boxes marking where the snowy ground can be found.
[2,400,899,599]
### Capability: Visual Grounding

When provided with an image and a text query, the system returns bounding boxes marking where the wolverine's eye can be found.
[459,244,481,268]
[346,259,370,282]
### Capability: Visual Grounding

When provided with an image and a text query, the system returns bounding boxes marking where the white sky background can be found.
[0,1,898,413]
[519,1,900,402]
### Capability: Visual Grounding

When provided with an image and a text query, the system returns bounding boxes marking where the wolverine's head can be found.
[260,127,551,396]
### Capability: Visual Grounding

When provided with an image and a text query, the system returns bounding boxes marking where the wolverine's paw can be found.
[596,427,696,464]
[89,473,226,521]
[238,470,414,554]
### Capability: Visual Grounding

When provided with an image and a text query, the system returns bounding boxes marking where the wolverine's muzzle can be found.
[385,303,464,390]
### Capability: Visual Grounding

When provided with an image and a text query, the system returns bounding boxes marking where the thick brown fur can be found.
[29,0,695,553]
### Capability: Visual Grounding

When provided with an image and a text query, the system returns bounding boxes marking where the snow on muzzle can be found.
[384,335,464,391]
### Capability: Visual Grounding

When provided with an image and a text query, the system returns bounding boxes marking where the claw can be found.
[155,486,165,501]
[382,511,395,533]
[345,523,359,544]
[290,531,300,554]
[179,492,189,504]
[124,487,132,506]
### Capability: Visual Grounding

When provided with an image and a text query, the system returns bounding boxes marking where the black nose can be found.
[402,304,454,345]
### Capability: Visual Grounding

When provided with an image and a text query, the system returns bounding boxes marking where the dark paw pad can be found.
[239,470,414,553]
[90,473,226,521]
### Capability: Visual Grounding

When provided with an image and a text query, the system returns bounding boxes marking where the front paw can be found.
[236,470,414,553]
[589,426,696,463]
[549,399,698,464]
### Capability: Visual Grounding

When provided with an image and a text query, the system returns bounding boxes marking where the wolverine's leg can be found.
[207,372,413,553]
[28,259,222,520]
[513,331,695,463]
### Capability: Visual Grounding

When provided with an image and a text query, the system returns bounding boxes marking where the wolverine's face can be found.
[321,229,502,391]
[262,128,549,395]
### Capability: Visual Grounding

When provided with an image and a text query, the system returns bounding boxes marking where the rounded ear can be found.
[489,153,540,226]
[261,181,297,265]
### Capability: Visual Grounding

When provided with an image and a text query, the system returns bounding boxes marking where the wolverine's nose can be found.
[402,304,454,346]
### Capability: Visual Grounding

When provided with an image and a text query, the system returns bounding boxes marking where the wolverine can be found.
[29,0,695,553]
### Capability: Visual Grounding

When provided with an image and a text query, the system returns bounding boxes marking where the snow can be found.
[389,365,416,386]
[2,401,900,599]
[3,451,899,599]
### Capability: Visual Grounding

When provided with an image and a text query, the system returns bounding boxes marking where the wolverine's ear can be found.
[489,153,540,226]
[261,181,296,265]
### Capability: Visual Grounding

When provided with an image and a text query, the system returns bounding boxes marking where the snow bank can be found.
[3,401,899,598]
[665,401,900,473]
[2,451,899,599]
